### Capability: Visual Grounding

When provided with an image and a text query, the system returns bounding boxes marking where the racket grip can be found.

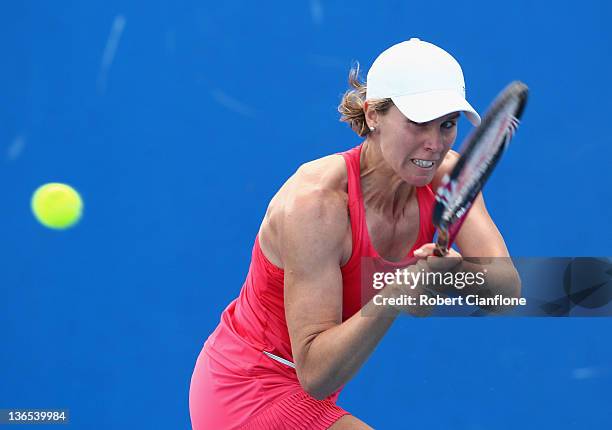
[434,230,450,257]
[435,211,468,257]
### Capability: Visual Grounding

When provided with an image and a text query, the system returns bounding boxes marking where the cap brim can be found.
[392,90,481,126]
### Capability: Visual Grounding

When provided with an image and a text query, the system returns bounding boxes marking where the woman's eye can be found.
[441,121,456,130]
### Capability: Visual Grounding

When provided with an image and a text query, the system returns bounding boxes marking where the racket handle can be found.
[435,209,469,257]
[434,230,450,257]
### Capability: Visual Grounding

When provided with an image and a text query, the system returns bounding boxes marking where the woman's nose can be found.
[422,126,445,152]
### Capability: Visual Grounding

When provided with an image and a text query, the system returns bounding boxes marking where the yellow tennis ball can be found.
[31,183,83,230]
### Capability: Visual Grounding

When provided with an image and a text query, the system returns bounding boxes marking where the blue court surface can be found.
[2,1,611,428]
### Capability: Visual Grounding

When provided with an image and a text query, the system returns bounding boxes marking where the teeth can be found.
[412,159,434,168]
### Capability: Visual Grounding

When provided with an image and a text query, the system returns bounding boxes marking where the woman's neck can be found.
[359,139,416,222]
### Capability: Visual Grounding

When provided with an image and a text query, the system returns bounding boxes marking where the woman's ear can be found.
[364,101,378,129]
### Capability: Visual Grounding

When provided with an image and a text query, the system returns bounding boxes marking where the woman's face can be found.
[372,105,459,187]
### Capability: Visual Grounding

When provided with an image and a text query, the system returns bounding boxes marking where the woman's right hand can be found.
[381,259,437,317]
[382,244,462,317]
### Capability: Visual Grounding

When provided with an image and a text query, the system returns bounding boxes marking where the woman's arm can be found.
[281,187,399,400]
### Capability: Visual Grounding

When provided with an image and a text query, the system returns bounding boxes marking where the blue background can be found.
[2,1,611,428]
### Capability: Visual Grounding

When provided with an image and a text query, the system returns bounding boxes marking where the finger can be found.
[426,254,463,272]
[413,243,437,258]
[424,246,461,261]
[446,248,462,259]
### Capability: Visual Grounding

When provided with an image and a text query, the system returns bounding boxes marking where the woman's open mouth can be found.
[411,158,435,169]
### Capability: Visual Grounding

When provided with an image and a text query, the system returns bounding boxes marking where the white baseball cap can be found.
[366,38,481,126]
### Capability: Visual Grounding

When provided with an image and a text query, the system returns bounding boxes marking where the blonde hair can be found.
[338,62,393,137]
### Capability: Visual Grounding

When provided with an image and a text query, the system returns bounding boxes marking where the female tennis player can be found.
[189,38,520,429]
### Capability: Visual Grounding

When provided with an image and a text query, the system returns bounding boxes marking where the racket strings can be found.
[433,81,528,254]
[439,108,521,225]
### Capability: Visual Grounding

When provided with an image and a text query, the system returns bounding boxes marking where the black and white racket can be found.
[433,81,529,257]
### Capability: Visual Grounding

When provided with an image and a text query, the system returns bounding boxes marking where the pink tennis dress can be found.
[189,144,436,429]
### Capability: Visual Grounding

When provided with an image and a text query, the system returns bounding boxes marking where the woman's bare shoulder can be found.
[275,153,349,212]
[298,153,348,186]
[259,153,350,267]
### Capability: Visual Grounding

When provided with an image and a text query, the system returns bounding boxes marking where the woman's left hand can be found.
[413,243,463,273]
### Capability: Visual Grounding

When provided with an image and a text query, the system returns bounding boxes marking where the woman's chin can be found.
[402,173,434,187]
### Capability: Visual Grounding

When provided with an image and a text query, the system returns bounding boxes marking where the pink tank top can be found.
[204,143,436,378]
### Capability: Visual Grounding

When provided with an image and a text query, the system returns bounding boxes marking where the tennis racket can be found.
[433,81,529,257]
